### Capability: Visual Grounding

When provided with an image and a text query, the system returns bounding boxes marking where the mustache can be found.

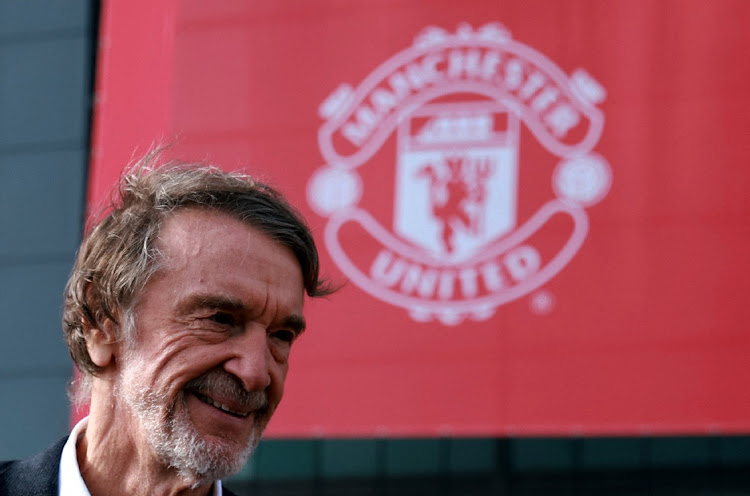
[183,370,269,412]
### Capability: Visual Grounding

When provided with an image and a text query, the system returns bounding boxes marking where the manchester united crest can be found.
[307,23,612,325]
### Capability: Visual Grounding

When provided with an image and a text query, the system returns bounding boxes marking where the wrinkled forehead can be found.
[156,207,297,268]
[129,208,304,307]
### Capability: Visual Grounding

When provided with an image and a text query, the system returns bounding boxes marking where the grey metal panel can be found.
[0,149,85,258]
[581,437,642,469]
[650,437,712,467]
[0,37,89,146]
[0,0,91,468]
[253,440,316,480]
[448,438,496,473]
[384,439,441,475]
[0,261,73,371]
[719,436,750,464]
[321,439,377,477]
[0,0,89,37]
[0,374,70,460]
[510,438,575,471]
[232,438,499,481]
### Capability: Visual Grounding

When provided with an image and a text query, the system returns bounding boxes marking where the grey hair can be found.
[64,150,333,402]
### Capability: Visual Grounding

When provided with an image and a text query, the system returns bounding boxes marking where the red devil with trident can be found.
[418,155,494,254]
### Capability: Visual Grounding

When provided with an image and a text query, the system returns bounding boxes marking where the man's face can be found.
[116,208,306,482]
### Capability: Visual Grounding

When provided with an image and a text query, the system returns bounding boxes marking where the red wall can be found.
[85,0,750,437]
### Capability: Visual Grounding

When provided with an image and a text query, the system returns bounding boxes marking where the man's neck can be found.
[77,385,214,496]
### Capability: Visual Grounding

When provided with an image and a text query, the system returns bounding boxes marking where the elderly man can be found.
[0,153,331,495]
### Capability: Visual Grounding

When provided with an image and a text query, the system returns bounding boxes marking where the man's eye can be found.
[208,312,235,326]
[271,330,296,343]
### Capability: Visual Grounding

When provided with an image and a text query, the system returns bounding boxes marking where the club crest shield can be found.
[307,23,612,325]
[395,103,519,262]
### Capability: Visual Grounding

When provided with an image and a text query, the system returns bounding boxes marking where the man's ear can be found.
[85,318,120,369]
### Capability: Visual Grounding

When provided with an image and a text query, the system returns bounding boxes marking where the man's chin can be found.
[165,419,261,484]
[119,373,265,483]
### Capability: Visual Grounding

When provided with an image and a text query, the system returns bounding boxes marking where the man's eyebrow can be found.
[178,293,246,313]
[280,314,307,335]
[179,293,306,333]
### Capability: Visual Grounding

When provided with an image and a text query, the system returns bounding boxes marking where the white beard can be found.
[117,357,266,486]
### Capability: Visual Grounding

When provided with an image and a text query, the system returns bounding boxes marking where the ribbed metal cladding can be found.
[0,0,98,460]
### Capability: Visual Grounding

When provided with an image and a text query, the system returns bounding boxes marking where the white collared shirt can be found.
[58,416,223,496]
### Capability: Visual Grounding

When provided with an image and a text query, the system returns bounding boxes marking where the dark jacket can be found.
[0,439,239,495]
[0,438,66,496]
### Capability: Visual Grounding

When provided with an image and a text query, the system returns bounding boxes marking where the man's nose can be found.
[223,327,272,392]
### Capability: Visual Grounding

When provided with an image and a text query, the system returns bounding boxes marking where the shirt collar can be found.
[58,415,223,496]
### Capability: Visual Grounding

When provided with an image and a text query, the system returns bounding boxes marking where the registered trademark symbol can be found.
[530,290,556,315]
[552,153,612,206]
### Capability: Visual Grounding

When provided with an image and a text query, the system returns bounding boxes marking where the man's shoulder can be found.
[0,439,66,496]
[0,441,246,496]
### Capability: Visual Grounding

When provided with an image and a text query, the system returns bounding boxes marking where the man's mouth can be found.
[192,391,250,418]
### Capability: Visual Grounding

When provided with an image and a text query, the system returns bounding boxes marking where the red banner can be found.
[85,0,750,437]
